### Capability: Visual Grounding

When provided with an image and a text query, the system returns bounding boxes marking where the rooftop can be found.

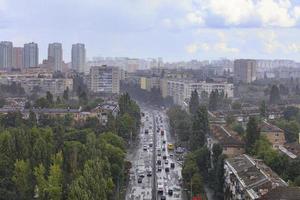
[226,154,288,199]
[260,121,283,133]
[210,125,245,148]
[259,187,300,200]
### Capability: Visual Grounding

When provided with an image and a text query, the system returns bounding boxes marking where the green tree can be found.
[34,164,47,200]
[209,90,218,111]
[68,159,114,200]
[12,159,33,199]
[191,173,203,196]
[28,110,37,127]
[269,85,281,104]
[245,117,260,153]
[63,87,69,101]
[48,162,63,200]
[46,91,54,105]
[260,100,267,118]
[190,106,209,151]
[189,90,199,115]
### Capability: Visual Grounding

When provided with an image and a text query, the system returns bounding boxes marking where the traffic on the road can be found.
[126,108,183,200]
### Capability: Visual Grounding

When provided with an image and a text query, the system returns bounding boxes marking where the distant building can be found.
[0,41,13,69]
[89,65,120,94]
[12,47,24,69]
[71,43,86,73]
[259,186,300,200]
[224,154,288,200]
[48,43,63,72]
[140,76,160,92]
[24,42,39,68]
[166,79,234,106]
[260,121,286,148]
[234,59,257,83]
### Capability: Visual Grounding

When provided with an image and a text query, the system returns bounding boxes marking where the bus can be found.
[167,143,174,151]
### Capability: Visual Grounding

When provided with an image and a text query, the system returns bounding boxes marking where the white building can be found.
[165,79,234,106]
[89,65,120,94]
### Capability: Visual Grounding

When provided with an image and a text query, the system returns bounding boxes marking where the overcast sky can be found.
[1,0,300,62]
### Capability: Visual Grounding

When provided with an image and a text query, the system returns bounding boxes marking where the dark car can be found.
[163,155,167,160]
[161,195,166,200]
[162,140,166,144]
[147,170,152,177]
[165,167,170,173]
[138,177,143,183]
[170,163,175,168]
[157,160,161,165]
[157,167,162,172]
[168,189,173,196]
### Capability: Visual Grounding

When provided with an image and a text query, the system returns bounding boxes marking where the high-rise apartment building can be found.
[24,42,39,68]
[234,59,257,83]
[12,47,24,69]
[89,65,120,94]
[0,41,13,69]
[72,43,86,73]
[48,43,63,72]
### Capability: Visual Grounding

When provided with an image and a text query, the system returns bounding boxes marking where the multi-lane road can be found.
[126,108,183,200]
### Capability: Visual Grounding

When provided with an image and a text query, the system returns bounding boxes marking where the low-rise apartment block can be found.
[224,154,288,200]
[260,121,286,148]
[165,79,234,106]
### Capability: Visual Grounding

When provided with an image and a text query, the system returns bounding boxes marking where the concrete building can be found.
[166,79,234,106]
[234,59,257,83]
[89,65,120,94]
[24,42,39,68]
[260,121,286,149]
[224,154,288,200]
[12,47,24,69]
[48,43,63,72]
[0,41,13,69]
[140,76,160,92]
[72,43,86,73]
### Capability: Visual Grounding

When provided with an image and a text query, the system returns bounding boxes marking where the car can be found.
[169,154,173,157]
[163,155,167,160]
[143,145,147,151]
[157,160,161,165]
[162,147,166,151]
[165,160,169,164]
[157,167,162,172]
[165,167,170,173]
[161,196,166,200]
[170,163,175,168]
[138,177,143,183]
[145,129,149,134]
[157,182,164,194]
[147,170,152,177]
[149,143,153,147]
[157,152,161,156]
[162,140,166,144]
[168,189,173,196]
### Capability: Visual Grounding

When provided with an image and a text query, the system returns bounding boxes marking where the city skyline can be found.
[1,0,300,62]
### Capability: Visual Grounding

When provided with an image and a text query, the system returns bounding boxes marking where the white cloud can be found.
[186,12,205,25]
[287,43,300,53]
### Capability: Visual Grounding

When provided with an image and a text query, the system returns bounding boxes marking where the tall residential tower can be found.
[72,43,86,73]
[24,42,39,68]
[0,41,13,69]
[48,43,63,72]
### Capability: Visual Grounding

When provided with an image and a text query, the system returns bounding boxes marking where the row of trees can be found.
[0,93,141,200]
[168,90,225,199]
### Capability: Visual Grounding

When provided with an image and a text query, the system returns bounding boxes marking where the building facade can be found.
[48,43,63,72]
[234,59,257,83]
[0,41,13,69]
[71,43,86,73]
[166,80,234,106]
[24,42,39,68]
[12,47,24,69]
[260,121,286,149]
[89,65,120,94]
